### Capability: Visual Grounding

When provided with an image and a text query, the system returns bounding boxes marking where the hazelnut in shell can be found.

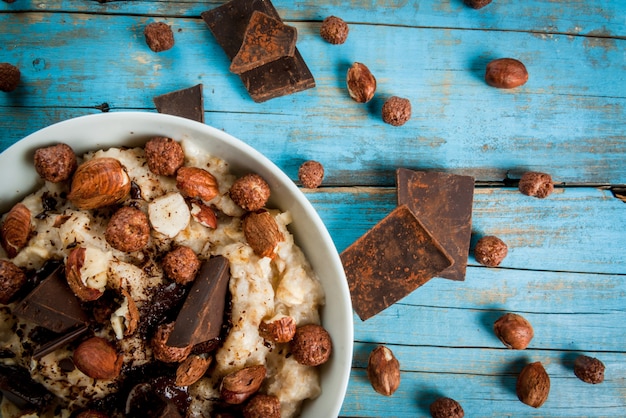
[516,361,550,408]
[494,312,534,350]
[574,355,605,384]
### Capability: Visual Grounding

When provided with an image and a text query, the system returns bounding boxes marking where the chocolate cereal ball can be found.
[0,63,20,92]
[298,160,324,188]
[105,206,151,252]
[144,136,185,176]
[144,22,174,53]
[474,235,508,267]
[320,16,349,45]
[518,171,554,198]
[382,96,411,126]
[33,143,77,183]
[162,246,201,285]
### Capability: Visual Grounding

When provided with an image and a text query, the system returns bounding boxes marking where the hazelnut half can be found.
[220,365,266,404]
[367,345,400,396]
[493,312,534,350]
[347,62,376,103]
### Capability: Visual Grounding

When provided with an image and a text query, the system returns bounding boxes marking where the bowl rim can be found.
[0,111,353,417]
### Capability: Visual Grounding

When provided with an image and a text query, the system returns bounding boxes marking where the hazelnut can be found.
[33,143,77,183]
[367,345,400,396]
[243,394,281,418]
[105,206,151,252]
[259,315,297,343]
[176,166,220,202]
[382,96,411,126]
[430,397,464,418]
[516,362,550,408]
[151,322,192,363]
[574,355,605,384]
[73,337,123,380]
[190,201,218,228]
[242,210,284,259]
[68,158,131,210]
[463,0,492,9]
[144,22,175,52]
[144,137,185,176]
[319,16,349,45]
[220,365,266,404]
[518,171,554,198]
[0,259,27,304]
[347,62,376,103]
[493,313,534,350]
[298,160,324,189]
[162,245,201,285]
[290,324,332,366]
[1,202,32,258]
[474,235,508,267]
[229,173,271,212]
[0,63,20,92]
[65,247,108,301]
[485,58,529,89]
[175,354,212,386]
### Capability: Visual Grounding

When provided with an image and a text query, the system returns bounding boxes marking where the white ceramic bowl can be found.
[0,112,353,417]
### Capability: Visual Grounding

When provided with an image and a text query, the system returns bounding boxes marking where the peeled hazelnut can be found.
[430,397,464,418]
[1,202,32,258]
[190,201,218,228]
[347,62,376,103]
[298,160,324,189]
[105,206,151,253]
[0,62,20,92]
[73,337,123,380]
[229,173,271,212]
[243,394,281,418]
[162,245,201,285]
[144,22,174,53]
[474,235,508,267]
[33,143,77,183]
[320,16,349,45]
[367,345,400,396]
[259,316,297,343]
[0,259,27,304]
[220,365,266,405]
[574,355,605,384]
[176,166,220,202]
[519,171,554,198]
[290,324,332,366]
[144,136,185,176]
[516,362,550,408]
[485,58,528,89]
[175,354,212,386]
[68,158,131,210]
[463,0,492,9]
[494,313,534,350]
[242,210,284,259]
[151,322,192,363]
[382,96,411,126]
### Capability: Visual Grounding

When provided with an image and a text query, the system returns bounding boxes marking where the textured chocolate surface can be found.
[201,0,315,102]
[166,256,231,348]
[340,205,453,321]
[153,84,204,123]
[396,169,475,281]
[230,10,297,74]
[13,265,88,333]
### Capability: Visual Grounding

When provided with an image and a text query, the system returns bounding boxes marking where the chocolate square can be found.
[201,0,315,102]
[396,169,475,281]
[340,205,453,321]
[153,84,204,123]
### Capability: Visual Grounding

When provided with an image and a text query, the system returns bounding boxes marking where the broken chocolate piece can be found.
[32,324,90,360]
[230,10,297,74]
[13,265,88,333]
[340,205,453,321]
[201,0,315,102]
[0,364,55,410]
[153,84,205,123]
[166,256,230,348]
[396,169,474,281]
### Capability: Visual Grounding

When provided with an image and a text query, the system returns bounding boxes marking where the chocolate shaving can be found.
[153,84,205,123]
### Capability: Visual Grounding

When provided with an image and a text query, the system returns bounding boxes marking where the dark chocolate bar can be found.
[0,364,55,410]
[13,265,88,333]
[340,205,453,321]
[166,256,230,348]
[32,324,89,360]
[230,10,297,74]
[201,0,315,102]
[153,84,204,123]
[396,169,474,281]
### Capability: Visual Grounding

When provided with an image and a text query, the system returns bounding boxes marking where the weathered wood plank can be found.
[2,0,624,37]
[0,12,624,184]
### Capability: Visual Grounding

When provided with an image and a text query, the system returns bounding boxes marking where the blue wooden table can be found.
[1,1,625,416]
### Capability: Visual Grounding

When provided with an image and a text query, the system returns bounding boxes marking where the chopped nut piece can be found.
[105,206,151,252]
[33,143,77,183]
[290,324,332,366]
[519,171,554,198]
[144,22,175,52]
[298,160,324,188]
[148,192,191,238]
[65,246,111,301]
[162,246,201,285]
[474,235,508,267]
[175,354,212,386]
[0,62,20,92]
[382,96,411,126]
[347,62,376,103]
[367,345,400,396]
[320,16,349,45]
[220,365,266,404]
[151,322,192,363]
[259,315,296,343]
[145,137,185,176]
[574,355,605,384]
[0,259,27,304]
[229,173,271,211]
